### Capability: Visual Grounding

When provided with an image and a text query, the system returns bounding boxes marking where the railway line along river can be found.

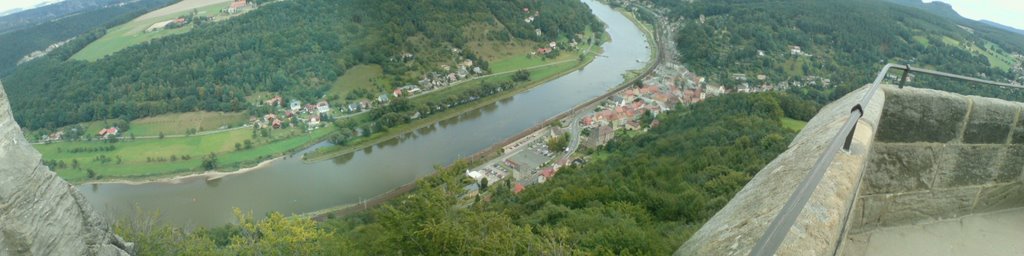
[80,0,653,227]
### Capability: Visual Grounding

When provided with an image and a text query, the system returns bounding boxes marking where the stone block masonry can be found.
[677,84,1024,255]
[850,86,1024,234]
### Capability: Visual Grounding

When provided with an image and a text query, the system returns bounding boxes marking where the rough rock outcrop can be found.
[0,81,132,256]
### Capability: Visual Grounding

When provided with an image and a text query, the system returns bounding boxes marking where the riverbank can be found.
[78,0,657,227]
[302,46,605,162]
[303,3,663,221]
[81,156,284,185]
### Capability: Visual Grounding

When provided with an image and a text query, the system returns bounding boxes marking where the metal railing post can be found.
[746,63,1019,256]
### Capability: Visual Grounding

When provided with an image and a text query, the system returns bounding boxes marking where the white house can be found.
[316,101,330,113]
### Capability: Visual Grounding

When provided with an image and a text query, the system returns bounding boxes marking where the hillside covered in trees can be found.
[642,0,1024,103]
[0,0,175,76]
[2,0,601,129]
[115,92,820,254]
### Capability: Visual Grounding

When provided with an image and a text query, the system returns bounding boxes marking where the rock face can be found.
[0,82,132,256]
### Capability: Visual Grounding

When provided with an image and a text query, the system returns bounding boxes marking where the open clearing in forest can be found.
[71,0,235,60]
[128,111,249,136]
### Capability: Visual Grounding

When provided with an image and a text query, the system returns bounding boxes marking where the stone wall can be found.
[676,84,1024,255]
[675,85,886,255]
[845,86,1024,236]
[0,81,132,256]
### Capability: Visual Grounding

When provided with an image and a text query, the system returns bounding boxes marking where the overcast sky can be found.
[0,0,63,15]
[924,0,1023,30]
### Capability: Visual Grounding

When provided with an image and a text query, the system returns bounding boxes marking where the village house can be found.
[271,119,282,129]
[46,131,64,141]
[348,103,360,112]
[289,100,302,111]
[585,125,614,148]
[392,89,403,97]
[227,0,248,14]
[377,94,389,103]
[304,104,317,114]
[359,99,371,109]
[97,127,118,138]
[308,116,321,126]
[402,85,421,94]
[265,95,282,106]
[316,101,330,114]
[536,47,552,55]
[263,113,277,122]
[789,45,803,55]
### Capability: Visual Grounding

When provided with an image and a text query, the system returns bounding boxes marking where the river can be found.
[80,0,652,227]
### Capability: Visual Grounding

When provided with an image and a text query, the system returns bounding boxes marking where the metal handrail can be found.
[748,64,1021,256]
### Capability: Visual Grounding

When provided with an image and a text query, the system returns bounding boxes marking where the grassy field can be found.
[490,53,575,74]
[74,119,127,135]
[782,57,810,78]
[974,41,1015,71]
[128,111,249,136]
[35,125,331,183]
[327,64,383,100]
[912,35,930,47]
[941,36,960,47]
[71,1,233,61]
[467,39,535,62]
[781,117,808,132]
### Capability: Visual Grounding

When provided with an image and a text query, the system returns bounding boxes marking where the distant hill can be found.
[1,0,601,130]
[0,0,129,34]
[648,0,1023,99]
[980,20,1024,37]
[0,8,26,17]
[883,0,963,21]
[0,0,175,76]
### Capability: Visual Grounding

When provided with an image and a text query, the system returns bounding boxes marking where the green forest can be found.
[644,0,1024,103]
[0,0,175,76]
[115,92,820,255]
[2,0,601,130]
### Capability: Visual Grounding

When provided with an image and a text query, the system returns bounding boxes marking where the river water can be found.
[80,0,651,227]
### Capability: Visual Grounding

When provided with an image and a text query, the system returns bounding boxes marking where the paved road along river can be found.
[80,0,652,227]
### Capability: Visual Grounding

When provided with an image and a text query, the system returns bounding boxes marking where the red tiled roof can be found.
[513,183,525,194]
[541,168,555,178]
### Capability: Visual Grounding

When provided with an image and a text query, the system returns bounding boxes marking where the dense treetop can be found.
[0,0,175,76]
[644,0,1023,102]
[3,0,600,129]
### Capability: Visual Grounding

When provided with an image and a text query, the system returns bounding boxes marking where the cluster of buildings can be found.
[579,63,716,148]
[462,127,574,198]
[254,95,331,130]
[418,56,486,90]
